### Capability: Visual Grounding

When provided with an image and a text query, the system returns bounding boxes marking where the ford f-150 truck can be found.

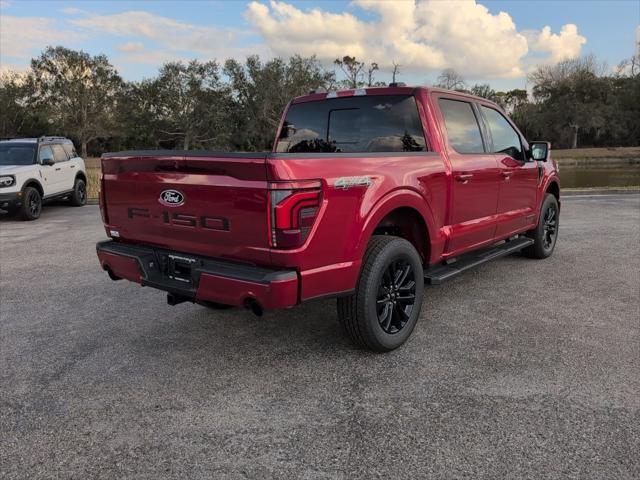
[97,85,560,351]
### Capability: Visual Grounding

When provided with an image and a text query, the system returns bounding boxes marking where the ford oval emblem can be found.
[159,189,185,207]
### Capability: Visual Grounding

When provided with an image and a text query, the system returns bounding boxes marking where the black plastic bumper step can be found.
[424,237,534,285]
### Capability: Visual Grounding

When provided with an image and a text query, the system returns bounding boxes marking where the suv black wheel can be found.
[337,235,424,352]
[19,186,42,221]
[70,177,87,206]
[523,193,559,259]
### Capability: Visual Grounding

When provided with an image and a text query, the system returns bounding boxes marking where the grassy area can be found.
[552,146,640,159]
[86,167,100,200]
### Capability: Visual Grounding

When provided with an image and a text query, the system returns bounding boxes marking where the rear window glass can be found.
[276,95,426,153]
[438,99,485,154]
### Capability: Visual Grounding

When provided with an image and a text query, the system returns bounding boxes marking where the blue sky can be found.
[1,0,638,90]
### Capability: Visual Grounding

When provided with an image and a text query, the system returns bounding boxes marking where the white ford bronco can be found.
[0,137,88,220]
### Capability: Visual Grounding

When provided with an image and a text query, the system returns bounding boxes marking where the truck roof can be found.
[292,85,498,108]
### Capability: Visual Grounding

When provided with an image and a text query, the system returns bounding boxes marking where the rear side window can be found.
[276,95,426,153]
[438,99,484,154]
[51,144,68,162]
[62,143,78,159]
[481,106,524,161]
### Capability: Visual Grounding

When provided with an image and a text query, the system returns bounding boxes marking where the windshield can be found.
[0,143,36,166]
[276,95,426,154]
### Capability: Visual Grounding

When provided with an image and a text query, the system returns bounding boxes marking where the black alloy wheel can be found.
[542,203,557,252]
[376,259,417,334]
[20,186,42,220]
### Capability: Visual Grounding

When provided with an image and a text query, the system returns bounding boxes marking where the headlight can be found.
[0,175,16,188]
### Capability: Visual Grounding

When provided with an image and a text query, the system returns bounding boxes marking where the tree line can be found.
[1,46,638,156]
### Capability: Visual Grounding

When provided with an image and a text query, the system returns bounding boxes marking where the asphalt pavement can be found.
[1,195,638,479]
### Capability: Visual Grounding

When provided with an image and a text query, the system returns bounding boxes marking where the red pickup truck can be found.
[97,85,560,351]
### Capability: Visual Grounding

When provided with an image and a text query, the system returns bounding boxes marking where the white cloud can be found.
[116,41,145,53]
[61,7,84,15]
[246,0,588,78]
[0,16,82,61]
[525,24,587,63]
[69,10,267,60]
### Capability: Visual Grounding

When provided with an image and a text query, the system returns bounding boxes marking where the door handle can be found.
[70,165,76,168]
[501,171,512,179]
[55,167,61,171]
[455,173,473,183]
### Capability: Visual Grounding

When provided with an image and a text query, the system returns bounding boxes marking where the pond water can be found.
[559,166,640,188]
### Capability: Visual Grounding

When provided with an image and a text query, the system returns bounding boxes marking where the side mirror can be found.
[41,157,55,166]
[529,141,550,162]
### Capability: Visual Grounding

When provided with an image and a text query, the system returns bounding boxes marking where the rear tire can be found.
[19,187,42,221]
[337,235,424,352]
[523,193,559,259]
[69,178,87,206]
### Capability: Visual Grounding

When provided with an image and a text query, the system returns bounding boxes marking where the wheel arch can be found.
[358,189,436,264]
[75,171,87,184]
[546,179,560,201]
[21,178,44,197]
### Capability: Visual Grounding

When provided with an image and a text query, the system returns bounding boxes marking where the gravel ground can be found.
[1,195,638,479]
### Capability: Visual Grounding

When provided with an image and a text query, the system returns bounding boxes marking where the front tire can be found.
[19,187,42,221]
[69,178,87,206]
[523,193,559,259]
[337,235,424,352]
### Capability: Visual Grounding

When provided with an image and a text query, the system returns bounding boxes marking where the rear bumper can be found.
[96,240,299,309]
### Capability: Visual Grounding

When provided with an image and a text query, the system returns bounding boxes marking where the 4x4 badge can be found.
[159,189,185,207]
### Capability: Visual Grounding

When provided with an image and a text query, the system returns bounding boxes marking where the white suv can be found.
[0,137,87,220]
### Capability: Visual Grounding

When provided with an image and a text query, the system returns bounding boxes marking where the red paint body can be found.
[97,87,559,309]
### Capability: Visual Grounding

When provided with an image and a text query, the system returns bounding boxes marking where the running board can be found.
[424,237,534,285]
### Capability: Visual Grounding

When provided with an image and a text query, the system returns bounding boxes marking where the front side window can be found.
[481,106,524,161]
[51,144,68,162]
[38,145,54,162]
[276,95,426,153]
[438,98,484,154]
[0,143,36,166]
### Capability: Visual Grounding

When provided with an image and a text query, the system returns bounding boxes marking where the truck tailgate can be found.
[101,152,271,265]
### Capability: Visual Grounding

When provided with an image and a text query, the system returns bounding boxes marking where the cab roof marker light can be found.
[326,91,338,99]
[354,89,367,96]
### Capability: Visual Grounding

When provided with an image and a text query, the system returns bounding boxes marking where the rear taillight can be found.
[269,180,322,248]
[98,172,108,224]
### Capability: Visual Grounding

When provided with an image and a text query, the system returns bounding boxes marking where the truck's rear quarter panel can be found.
[266,152,449,299]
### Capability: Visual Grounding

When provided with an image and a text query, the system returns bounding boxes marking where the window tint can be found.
[51,144,68,162]
[39,145,54,162]
[438,99,484,154]
[276,95,426,153]
[62,143,77,159]
[481,106,524,160]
